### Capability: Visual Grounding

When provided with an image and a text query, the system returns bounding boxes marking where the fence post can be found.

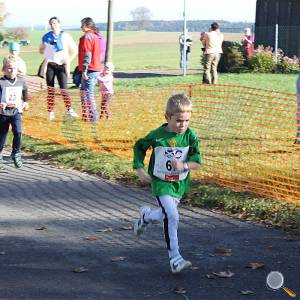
[274,24,278,64]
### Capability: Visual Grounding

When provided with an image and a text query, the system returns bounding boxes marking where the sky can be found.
[4,0,257,28]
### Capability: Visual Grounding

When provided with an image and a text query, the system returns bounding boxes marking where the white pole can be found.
[274,24,278,64]
[183,0,187,76]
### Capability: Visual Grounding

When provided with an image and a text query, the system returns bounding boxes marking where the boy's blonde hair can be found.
[2,56,17,71]
[166,93,192,116]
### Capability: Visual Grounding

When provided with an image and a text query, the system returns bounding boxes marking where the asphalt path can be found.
[0,154,299,300]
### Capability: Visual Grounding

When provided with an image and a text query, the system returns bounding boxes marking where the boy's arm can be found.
[22,80,29,110]
[133,134,153,184]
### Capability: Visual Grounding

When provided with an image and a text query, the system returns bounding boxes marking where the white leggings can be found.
[143,195,180,259]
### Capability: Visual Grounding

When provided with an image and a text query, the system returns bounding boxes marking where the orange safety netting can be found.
[24,81,300,205]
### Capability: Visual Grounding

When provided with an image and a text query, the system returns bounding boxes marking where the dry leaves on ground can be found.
[240,290,255,295]
[120,225,133,230]
[111,256,126,262]
[96,227,113,233]
[207,271,235,279]
[35,226,47,230]
[213,247,233,257]
[246,262,265,269]
[73,266,88,273]
[84,236,100,241]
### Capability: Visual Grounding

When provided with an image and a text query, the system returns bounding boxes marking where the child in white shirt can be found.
[98,62,114,120]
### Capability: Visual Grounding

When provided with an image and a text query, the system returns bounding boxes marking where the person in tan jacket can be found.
[200,22,223,84]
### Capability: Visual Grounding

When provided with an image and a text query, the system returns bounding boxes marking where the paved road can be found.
[0,154,299,300]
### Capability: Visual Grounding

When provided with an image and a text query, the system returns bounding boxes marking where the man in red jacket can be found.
[78,17,102,122]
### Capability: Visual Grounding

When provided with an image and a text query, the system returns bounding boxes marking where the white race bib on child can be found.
[153,146,189,181]
[1,86,22,107]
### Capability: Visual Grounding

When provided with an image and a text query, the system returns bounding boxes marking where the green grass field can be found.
[0,30,241,75]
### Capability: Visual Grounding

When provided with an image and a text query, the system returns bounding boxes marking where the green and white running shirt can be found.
[133,124,201,198]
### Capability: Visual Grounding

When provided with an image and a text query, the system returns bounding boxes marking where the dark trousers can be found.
[46,63,71,112]
[0,113,22,156]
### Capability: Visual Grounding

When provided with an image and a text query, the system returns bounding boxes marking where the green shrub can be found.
[218,41,245,73]
[276,52,299,74]
[248,46,276,73]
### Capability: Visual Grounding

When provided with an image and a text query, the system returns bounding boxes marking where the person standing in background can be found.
[78,17,102,122]
[39,16,78,121]
[200,22,223,84]
[241,27,254,58]
[179,29,193,70]
[4,42,26,77]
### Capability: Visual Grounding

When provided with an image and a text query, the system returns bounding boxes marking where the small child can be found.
[133,93,201,274]
[98,62,114,119]
[0,57,29,169]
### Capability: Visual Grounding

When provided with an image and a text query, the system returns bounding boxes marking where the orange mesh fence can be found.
[24,81,300,205]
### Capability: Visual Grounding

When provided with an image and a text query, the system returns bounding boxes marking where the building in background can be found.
[255,0,300,56]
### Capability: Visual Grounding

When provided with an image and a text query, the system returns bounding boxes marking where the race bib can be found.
[1,86,22,107]
[153,146,189,181]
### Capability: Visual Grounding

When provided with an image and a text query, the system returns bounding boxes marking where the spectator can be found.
[201,22,223,84]
[98,62,114,120]
[0,57,29,169]
[39,16,78,121]
[4,42,26,76]
[71,31,106,89]
[179,29,192,69]
[241,27,254,58]
[199,32,206,83]
[78,17,103,122]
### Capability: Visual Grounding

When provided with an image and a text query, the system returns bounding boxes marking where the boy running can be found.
[133,93,201,274]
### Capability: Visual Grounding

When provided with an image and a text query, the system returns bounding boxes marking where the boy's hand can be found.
[171,159,185,172]
[22,102,29,111]
[0,103,7,110]
[136,168,151,184]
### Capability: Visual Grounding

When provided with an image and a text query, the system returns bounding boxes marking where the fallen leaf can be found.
[121,218,131,223]
[111,256,126,262]
[240,290,255,295]
[213,247,233,256]
[206,274,217,279]
[174,286,186,294]
[84,236,100,241]
[120,225,133,230]
[212,271,235,278]
[73,266,88,273]
[35,226,47,230]
[96,227,113,232]
[246,262,265,269]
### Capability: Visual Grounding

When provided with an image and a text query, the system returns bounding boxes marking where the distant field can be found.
[0,30,241,75]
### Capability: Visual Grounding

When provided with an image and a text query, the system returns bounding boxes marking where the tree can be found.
[0,2,9,27]
[5,27,29,41]
[130,6,152,30]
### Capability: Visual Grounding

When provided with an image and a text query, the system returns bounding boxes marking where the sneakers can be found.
[133,206,150,236]
[11,153,23,168]
[67,108,79,118]
[48,111,55,121]
[170,255,192,274]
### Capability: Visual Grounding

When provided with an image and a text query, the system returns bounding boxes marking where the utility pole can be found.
[182,0,187,76]
[105,0,114,63]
